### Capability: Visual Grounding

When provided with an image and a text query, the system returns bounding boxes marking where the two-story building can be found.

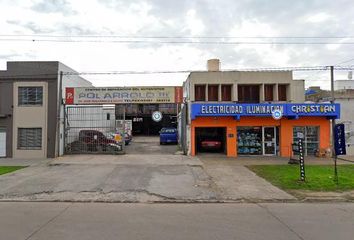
[182,59,340,158]
[0,61,92,158]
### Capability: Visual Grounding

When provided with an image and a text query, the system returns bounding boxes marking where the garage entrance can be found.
[195,127,226,154]
[64,106,122,154]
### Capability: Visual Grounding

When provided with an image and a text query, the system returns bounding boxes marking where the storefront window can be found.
[293,126,319,155]
[237,127,262,155]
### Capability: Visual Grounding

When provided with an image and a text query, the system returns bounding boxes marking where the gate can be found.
[64,105,124,154]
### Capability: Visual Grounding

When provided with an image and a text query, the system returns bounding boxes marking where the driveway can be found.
[125,136,179,155]
[0,151,295,202]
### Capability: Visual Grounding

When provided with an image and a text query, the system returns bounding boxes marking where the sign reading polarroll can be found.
[65,87,183,104]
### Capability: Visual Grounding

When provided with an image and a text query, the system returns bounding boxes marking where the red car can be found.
[201,140,222,150]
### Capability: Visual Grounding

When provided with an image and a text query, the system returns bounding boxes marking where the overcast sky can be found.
[1,0,354,89]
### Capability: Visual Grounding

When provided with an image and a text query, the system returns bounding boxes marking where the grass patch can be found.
[0,166,26,176]
[247,165,354,192]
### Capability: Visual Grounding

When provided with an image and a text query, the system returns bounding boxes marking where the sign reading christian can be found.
[65,87,183,104]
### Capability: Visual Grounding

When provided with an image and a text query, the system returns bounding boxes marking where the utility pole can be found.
[57,71,63,157]
[330,66,338,183]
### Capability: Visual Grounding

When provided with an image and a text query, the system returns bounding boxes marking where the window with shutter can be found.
[18,128,42,150]
[278,84,288,101]
[208,85,219,101]
[18,87,43,106]
[221,85,232,101]
[237,85,260,103]
[264,85,274,101]
[195,85,206,101]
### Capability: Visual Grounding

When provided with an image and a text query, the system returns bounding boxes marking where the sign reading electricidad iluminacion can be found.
[191,103,340,119]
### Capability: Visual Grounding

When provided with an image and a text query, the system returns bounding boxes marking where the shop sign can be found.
[65,87,182,104]
[191,103,340,119]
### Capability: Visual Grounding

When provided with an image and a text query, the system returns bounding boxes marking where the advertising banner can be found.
[65,87,182,104]
[334,123,346,155]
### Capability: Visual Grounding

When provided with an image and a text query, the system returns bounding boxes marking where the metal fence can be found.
[64,105,123,154]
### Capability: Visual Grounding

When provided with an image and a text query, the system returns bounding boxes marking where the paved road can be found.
[1,202,353,240]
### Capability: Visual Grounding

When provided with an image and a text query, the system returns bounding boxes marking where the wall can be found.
[334,80,354,90]
[336,98,354,155]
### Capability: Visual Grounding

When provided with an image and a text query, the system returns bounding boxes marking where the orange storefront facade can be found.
[190,103,340,157]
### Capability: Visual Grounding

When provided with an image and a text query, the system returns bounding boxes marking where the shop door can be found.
[263,127,276,155]
[0,130,6,157]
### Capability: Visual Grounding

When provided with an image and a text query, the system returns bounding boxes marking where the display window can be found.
[293,126,319,155]
[237,127,262,155]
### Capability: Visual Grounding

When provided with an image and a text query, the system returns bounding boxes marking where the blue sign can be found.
[191,103,340,120]
[334,123,346,155]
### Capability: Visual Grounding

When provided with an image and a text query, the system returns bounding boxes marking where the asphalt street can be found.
[1,202,353,240]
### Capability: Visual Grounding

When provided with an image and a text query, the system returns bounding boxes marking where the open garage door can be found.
[195,127,226,154]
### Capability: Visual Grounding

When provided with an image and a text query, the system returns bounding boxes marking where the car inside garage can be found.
[195,127,226,154]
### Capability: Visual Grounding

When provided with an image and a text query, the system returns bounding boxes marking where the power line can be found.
[2,34,354,39]
[2,65,354,78]
[1,38,354,45]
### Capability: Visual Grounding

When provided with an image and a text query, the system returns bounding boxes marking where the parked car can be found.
[68,130,122,153]
[200,140,222,150]
[159,127,178,145]
[106,132,132,145]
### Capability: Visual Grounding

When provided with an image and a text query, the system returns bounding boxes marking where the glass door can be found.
[263,127,276,155]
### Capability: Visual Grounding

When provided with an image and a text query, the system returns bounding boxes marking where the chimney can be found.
[207,59,220,71]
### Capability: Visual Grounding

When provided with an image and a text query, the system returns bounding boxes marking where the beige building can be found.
[0,61,92,159]
[180,59,337,158]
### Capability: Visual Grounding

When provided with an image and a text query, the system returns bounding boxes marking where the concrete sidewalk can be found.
[198,154,354,165]
[53,154,200,166]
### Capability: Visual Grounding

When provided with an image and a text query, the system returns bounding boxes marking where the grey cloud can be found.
[6,20,53,34]
[55,23,98,35]
[31,0,77,15]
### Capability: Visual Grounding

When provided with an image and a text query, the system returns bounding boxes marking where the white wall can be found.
[336,98,354,155]
[334,80,354,91]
